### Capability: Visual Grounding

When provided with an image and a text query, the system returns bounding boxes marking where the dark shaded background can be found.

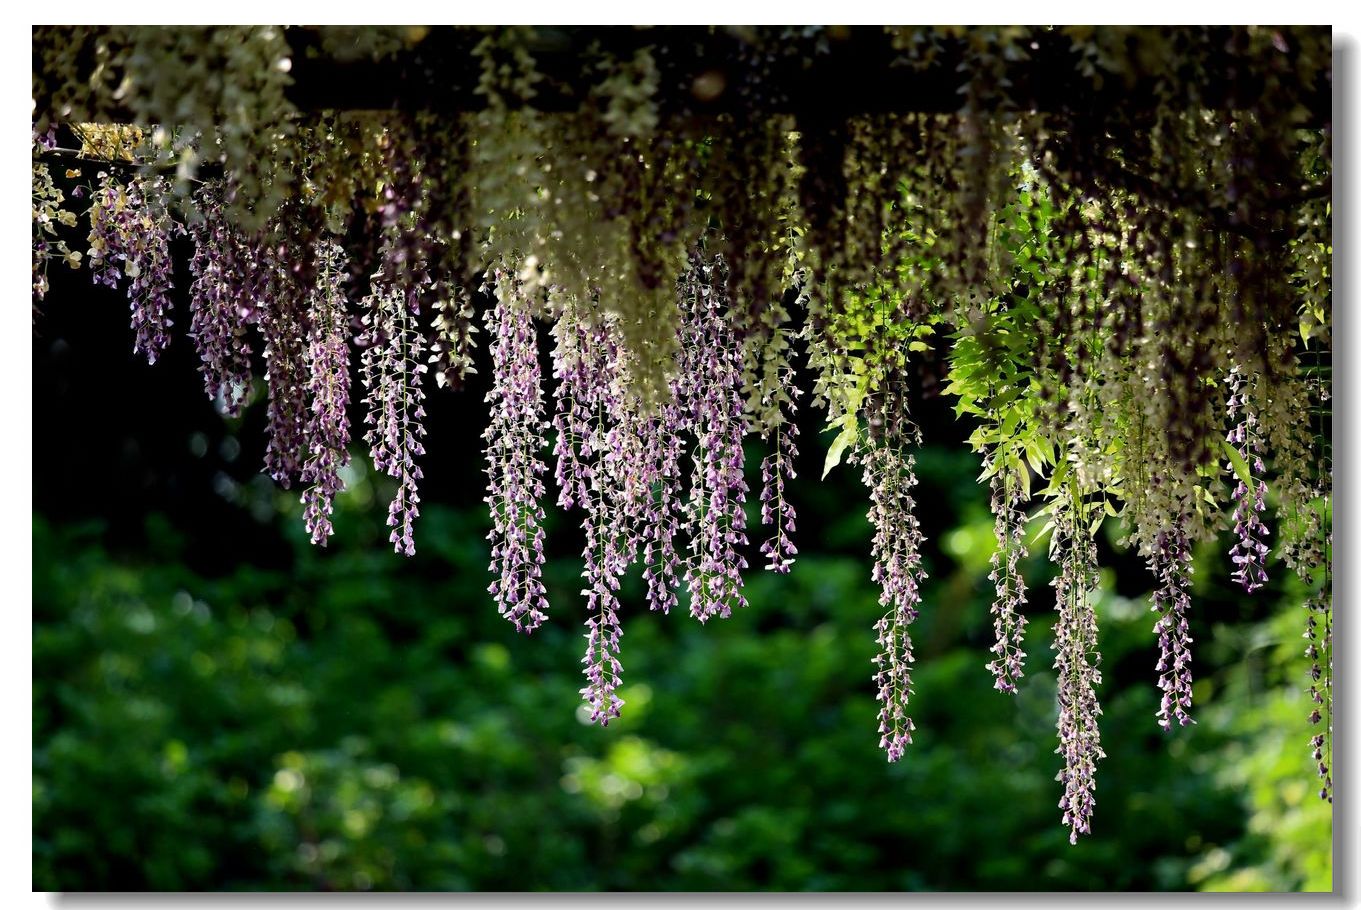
[32,233,1331,890]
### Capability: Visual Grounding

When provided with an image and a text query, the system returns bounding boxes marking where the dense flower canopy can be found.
[32,25,1332,844]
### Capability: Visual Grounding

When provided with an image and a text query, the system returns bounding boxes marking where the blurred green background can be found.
[32,258,1331,891]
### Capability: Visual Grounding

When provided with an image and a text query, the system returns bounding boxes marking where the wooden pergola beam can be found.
[278,26,1331,123]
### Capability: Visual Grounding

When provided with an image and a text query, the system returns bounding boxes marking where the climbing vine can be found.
[31,25,1333,842]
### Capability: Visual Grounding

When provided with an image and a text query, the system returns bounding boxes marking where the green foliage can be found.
[33,471,1329,889]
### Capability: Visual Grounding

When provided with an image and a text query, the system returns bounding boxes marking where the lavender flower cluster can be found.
[87,171,180,364]
[300,241,353,545]
[361,267,429,557]
[751,321,802,576]
[859,389,926,762]
[1305,590,1333,802]
[482,268,550,633]
[638,403,684,616]
[550,302,598,513]
[549,299,633,724]
[1150,526,1195,730]
[535,255,768,722]
[374,131,433,300]
[986,469,1029,694]
[258,244,311,489]
[186,186,256,416]
[1050,496,1105,844]
[1226,366,1269,593]
[759,421,799,574]
[676,257,750,623]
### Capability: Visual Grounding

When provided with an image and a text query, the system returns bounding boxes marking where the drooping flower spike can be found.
[300,239,353,545]
[483,264,550,633]
[362,247,429,556]
[1226,366,1270,593]
[1150,525,1195,730]
[986,467,1030,694]
[676,254,750,623]
[87,171,180,365]
[1050,487,1105,845]
[549,294,633,724]
[186,184,256,416]
[858,377,926,763]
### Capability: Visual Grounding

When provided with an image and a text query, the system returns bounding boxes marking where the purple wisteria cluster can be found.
[1050,495,1105,845]
[374,132,434,301]
[638,403,685,616]
[258,245,311,489]
[759,421,799,574]
[300,241,353,545]
[858,388,926,763]
[361,263,429,557]
[550,303,599,514]
[549,299,632,725]
[675,257,750,623]
[186,186,257,416]
[986,469,1029,694]
[87,171,180,365]
[1305,589,1333,802]
[523,255,765,723]
[1150,525,1195,730]
[751,320,802,576]
[482,268,550,633]
[1226,366,1270,593]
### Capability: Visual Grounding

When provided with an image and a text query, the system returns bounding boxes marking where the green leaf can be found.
[822,416,859,480]
[1024,439,1049,476]
[1223,440,1255,491]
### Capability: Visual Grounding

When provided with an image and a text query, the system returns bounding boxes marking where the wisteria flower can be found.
[87,171,180,364]
[300,240,352,545]
[362,253,429,556]
[483,266,550,631]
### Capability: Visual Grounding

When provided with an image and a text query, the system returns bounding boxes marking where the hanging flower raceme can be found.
[552,302,638,725]
[483,266,550,633]
[32,155,83,306]
[186,185,256,416]
[258,239,311,489]
[1149,524,1195,730]
[550,296,636,722]
[676,255,750,622]
[361,259,429,556]
[758,401,800,574]
[430,278,480,392]
[858,381,926,763]
[747,279,803,576]
[1303,461,1333,803]
[605,396,655,566]
[550,300,597,514]
[374,129,434,305]
[1306,586,1333,803]
[87,171,179,364]
[638,402,685,616]
[986,467,1029,694]
[300,240,352,545]
[1050,487,1105,844]
[758,427,799,573]
[1226,366,1269,592]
